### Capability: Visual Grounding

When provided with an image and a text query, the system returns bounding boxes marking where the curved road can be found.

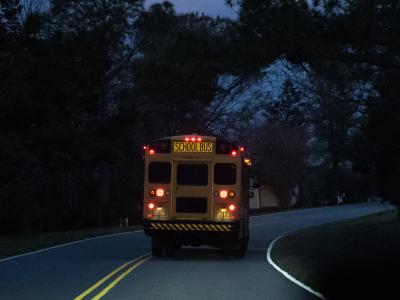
[0,202,393,300]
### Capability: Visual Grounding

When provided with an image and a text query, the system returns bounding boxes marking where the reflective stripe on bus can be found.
[149,223,232,231]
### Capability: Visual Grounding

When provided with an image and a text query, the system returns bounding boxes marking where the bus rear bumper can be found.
[143,219,239,235]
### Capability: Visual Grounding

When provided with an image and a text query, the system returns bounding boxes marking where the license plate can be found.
[173,142,213,153]
[217,211,231,219]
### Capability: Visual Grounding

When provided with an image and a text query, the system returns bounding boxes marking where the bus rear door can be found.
[172,161,212,220]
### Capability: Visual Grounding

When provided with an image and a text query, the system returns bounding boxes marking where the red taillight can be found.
[148,203,155,210]
[156,189,164,197]
[149,149,155,154]
[240,147,244,152]
[143,146,147,150]
[231,150,237,156]
[228,204,236,211]
[220,190,228,199]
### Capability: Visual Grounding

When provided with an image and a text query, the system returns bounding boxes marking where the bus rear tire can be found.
[233,239,248,259]
[218,238,248,259]
[152,237,163,256]
[164,240,177,257]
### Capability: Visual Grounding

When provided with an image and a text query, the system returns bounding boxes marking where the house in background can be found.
[249,178,298,209]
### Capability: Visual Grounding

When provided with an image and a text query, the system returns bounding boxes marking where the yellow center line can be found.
[91,256,153,300]
[74,252,151,300]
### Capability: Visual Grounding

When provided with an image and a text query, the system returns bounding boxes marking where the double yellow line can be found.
[74,253,152,300]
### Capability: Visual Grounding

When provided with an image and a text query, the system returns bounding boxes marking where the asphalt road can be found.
[0,201,394,300]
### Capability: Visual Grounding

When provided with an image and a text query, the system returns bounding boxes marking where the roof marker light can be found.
[185,137,189,141]
[191,137,196,141]
[143,146,147,150]
[197,137,202,141]
[240,147,245,152]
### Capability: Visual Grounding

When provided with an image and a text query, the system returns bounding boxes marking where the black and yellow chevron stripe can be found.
[149,223,231,231]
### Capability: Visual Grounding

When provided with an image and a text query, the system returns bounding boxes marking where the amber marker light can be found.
[244,158,252,166]
[229,191,235,198]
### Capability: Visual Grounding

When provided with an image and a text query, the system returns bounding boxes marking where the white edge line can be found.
[0,229,144,263]
[267,234,327,300]
[251,200,389,219]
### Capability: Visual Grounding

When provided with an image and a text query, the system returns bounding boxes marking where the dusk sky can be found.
[145,0,238,19]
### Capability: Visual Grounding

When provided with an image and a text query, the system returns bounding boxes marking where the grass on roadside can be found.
[0,225,142,260]
[271,209,400,299]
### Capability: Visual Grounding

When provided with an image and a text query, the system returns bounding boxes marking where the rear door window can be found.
[177,164,208,186]
[214,163,236,185]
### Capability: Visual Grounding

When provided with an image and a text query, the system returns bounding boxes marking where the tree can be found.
[0,0,144,232]
[247,122,307,209]
[230,0,400,205]
[133,2,251,138]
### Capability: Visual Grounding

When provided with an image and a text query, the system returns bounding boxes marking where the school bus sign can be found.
[173,141,213,153]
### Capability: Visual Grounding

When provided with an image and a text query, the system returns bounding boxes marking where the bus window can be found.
[149,162,171,183]
[177,164,208,186]
[214,163,236,185]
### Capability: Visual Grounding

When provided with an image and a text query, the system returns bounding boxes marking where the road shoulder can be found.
[269,209,399,299]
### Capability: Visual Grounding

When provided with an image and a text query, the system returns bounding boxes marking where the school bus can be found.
[142,135,249,258]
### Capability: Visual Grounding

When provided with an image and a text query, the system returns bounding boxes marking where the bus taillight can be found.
[148,203,155,210]
[156,189,164,197]
[220,190,228,199]
[231,150,237,156]
[228,204,236,211]
[149,149,155,154]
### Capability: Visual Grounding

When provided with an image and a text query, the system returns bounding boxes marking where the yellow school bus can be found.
[142,135,249,258]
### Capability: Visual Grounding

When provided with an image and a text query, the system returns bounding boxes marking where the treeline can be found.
[1,0,399,233]
[233,0,400,208]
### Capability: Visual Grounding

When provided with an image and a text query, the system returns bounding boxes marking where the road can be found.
[0,201,394,300]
